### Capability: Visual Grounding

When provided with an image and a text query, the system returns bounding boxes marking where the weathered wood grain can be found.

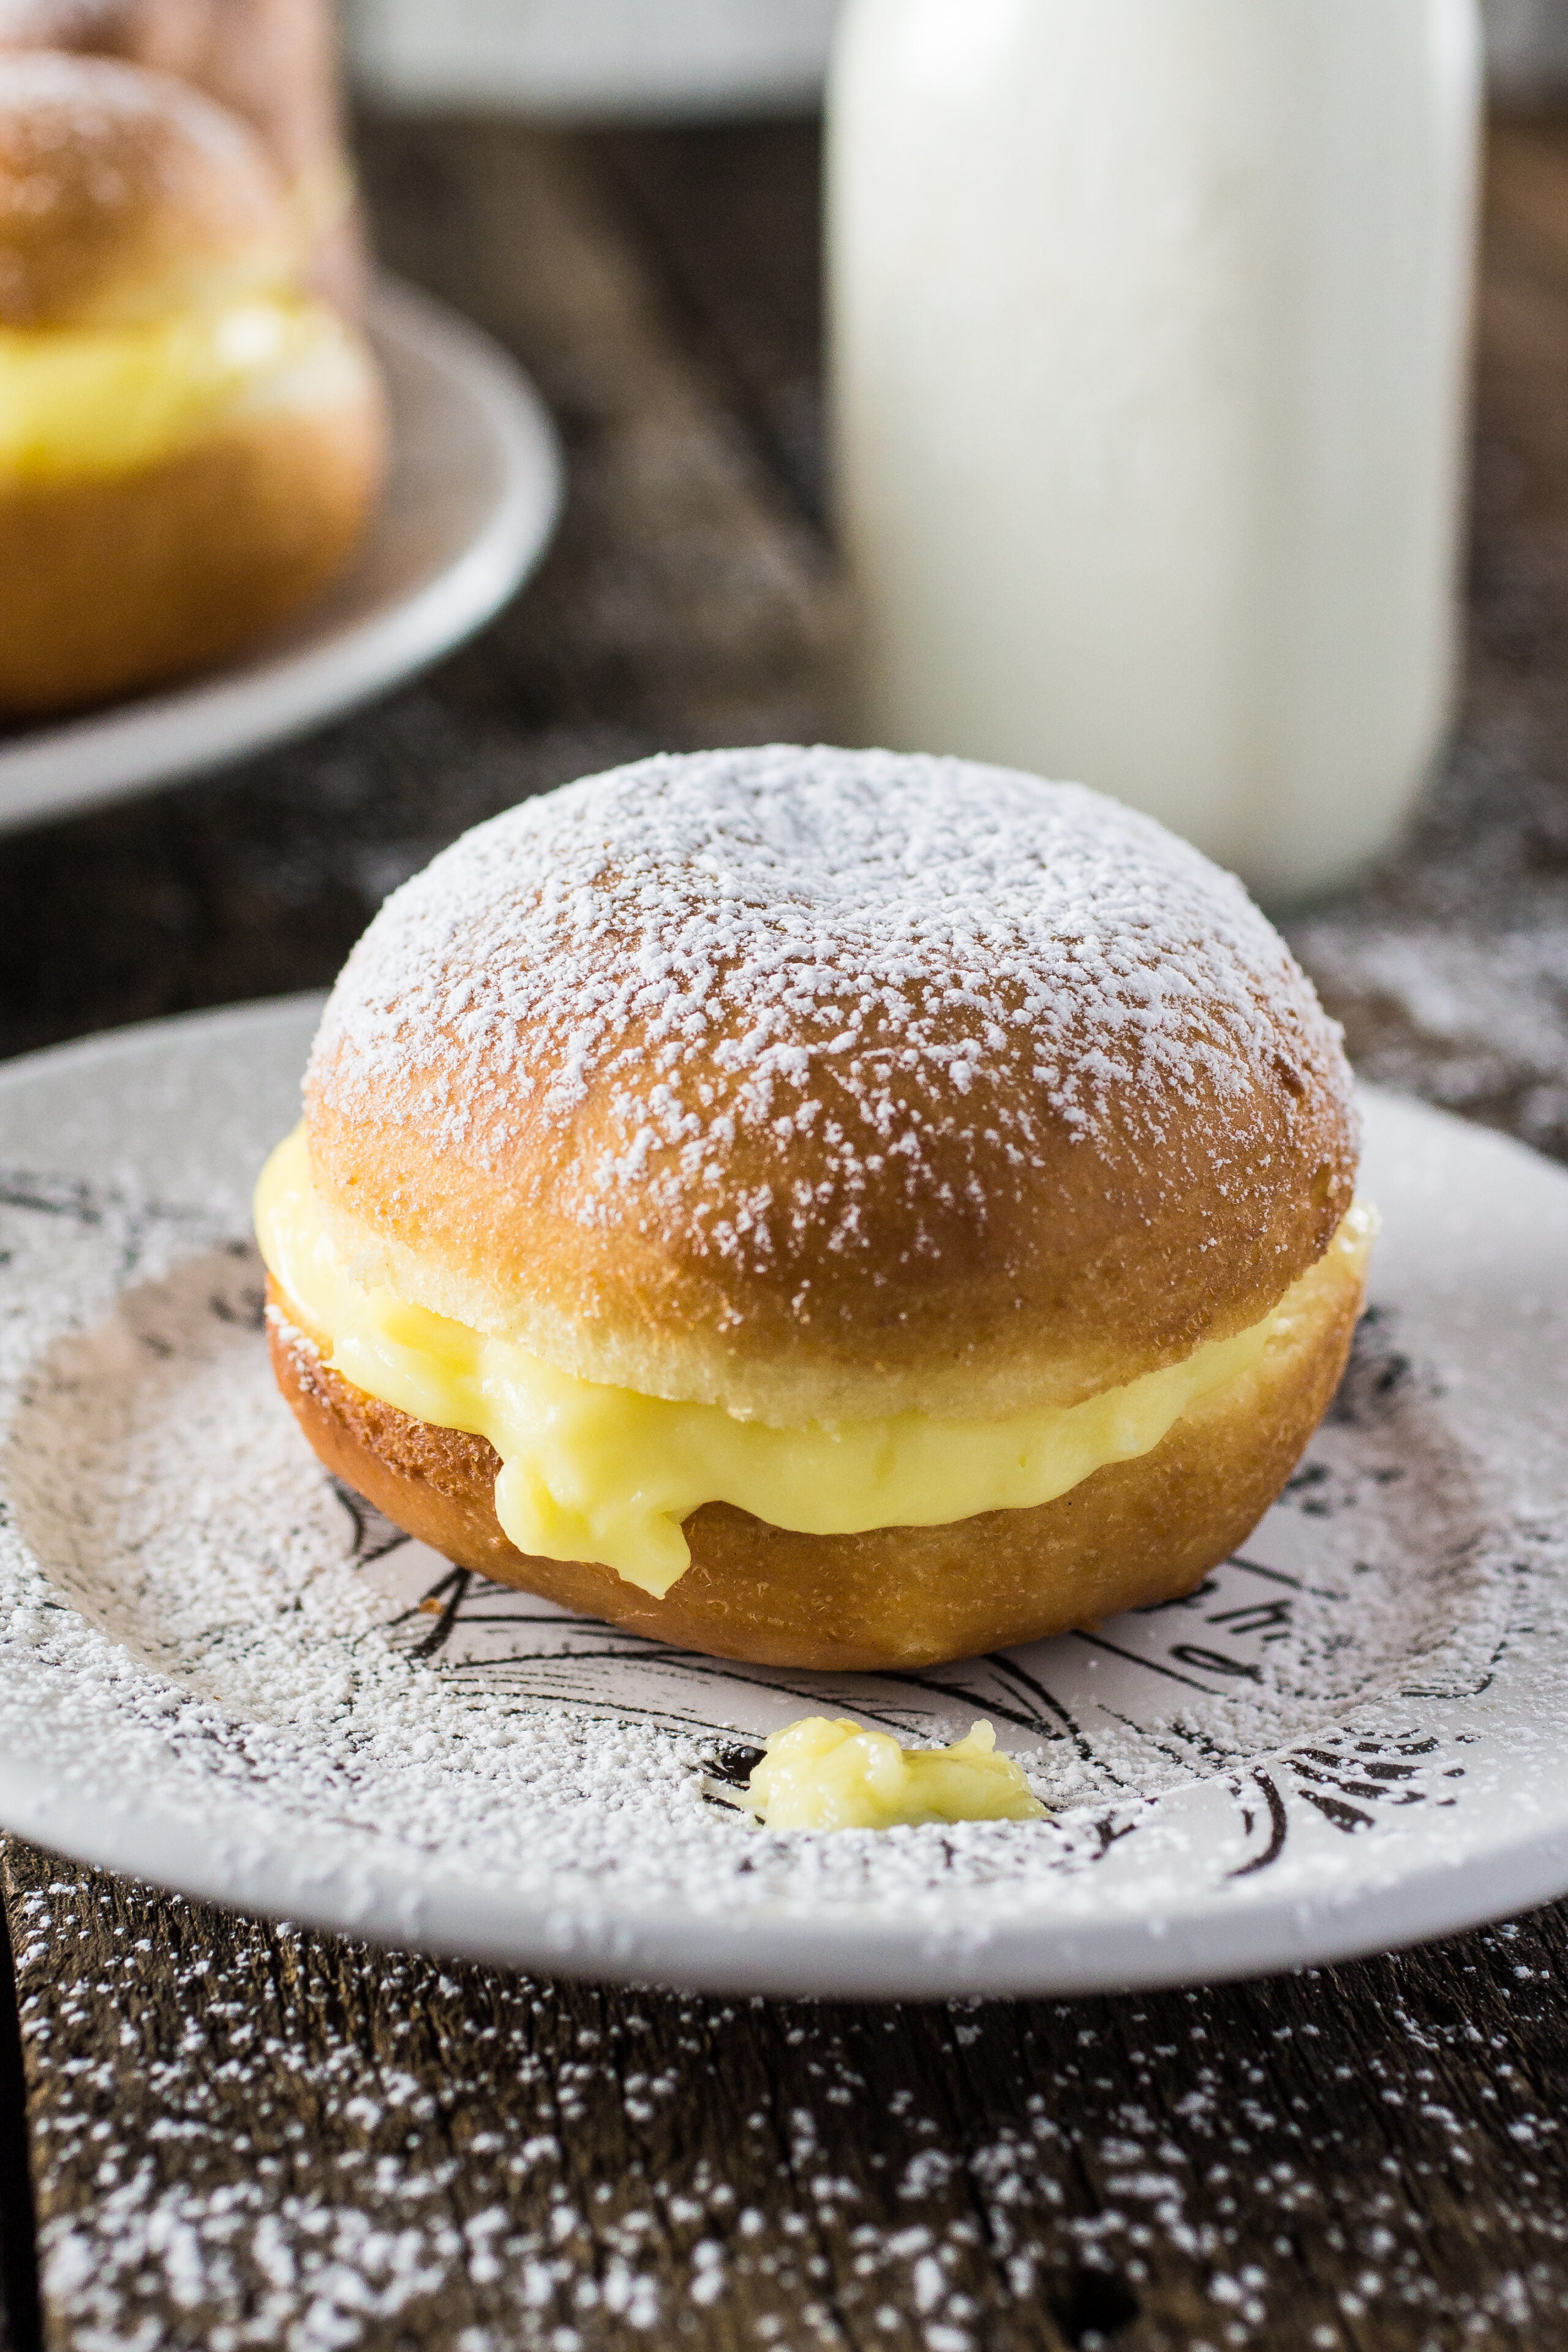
[5,107,1568,2352]
[601,122,827,525]
[0,1899,36,2352]
[355,115,837,748]
[7,1839,1568,2351]
[1288,113,1568,1159]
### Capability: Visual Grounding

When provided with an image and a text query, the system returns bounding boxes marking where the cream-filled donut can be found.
[258,746,1368,1672]
[0,51,383,714]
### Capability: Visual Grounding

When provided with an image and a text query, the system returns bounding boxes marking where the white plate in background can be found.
[0,996,1566,1997]
[345,0,841,116]
[0,280,562,839]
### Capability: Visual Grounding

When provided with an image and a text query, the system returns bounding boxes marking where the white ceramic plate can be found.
[0,995,1566,1999]
[0,281,562,838]
[345,0,840,116]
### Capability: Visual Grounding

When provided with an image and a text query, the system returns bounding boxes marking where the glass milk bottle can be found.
[827,0,1482,900]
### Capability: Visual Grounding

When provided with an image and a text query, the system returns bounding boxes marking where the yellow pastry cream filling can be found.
[255,1126,1376,1602]
[720,1717,1046,1833]
[0,296,363,484]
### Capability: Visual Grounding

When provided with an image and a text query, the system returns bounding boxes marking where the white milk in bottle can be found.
[828,0,1482,900]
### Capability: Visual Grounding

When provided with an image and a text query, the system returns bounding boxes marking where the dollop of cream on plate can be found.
[717,1717,1046,1832]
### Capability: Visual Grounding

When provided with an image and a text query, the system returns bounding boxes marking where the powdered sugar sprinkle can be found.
[307,748,1343,1248]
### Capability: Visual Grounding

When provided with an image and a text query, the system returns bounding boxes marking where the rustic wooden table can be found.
[4,109,1568,2352]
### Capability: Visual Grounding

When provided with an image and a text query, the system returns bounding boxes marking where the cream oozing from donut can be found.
[257,1123,1375,1597]
[0,293,370,481]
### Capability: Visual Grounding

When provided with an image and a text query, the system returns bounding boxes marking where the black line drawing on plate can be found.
[0,1179,1545,1896]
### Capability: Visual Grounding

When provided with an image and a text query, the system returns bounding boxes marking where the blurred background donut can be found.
[0,0,366,310]
[0,50,385,714]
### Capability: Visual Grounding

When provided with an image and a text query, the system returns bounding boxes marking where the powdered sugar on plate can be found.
[0,998,1566,1996]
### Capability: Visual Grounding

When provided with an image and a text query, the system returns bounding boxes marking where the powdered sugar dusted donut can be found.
[259,747,1368,1671]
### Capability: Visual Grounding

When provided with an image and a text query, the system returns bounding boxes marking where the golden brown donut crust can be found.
[304,755,1360,1427]
[0,51,289,328]
[0,0,341,177]
[0,388,382,714]
[307,1071,1351,1426]
[266,1237,1364,1673]
[0,2,367,311]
